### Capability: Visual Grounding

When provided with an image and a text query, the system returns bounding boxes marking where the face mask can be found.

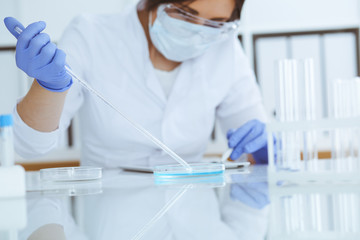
[148,5,232,62]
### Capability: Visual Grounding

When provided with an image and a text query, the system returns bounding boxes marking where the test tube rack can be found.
[267,117,360,184]
[267,59,360,184]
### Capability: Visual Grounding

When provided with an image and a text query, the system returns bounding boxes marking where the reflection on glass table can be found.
[3,164,360,240]
[10,167,269,240]
[269,183,360,240]
[230,166,270,210]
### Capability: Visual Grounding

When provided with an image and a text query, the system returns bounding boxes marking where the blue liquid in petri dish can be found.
[153,163,225,178]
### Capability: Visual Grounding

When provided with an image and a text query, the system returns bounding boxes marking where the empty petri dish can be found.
[40,167,102,182]
[40,180,103,196]
[153,163,225,178]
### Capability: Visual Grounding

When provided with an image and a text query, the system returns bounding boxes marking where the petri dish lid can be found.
[153,163,225,178]
[40,166,102,182]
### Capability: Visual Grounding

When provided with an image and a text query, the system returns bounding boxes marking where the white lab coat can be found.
[13,3,267,167]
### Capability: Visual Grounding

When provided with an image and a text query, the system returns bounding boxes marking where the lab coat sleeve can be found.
[216,42,267,134]
[13,16,90,158]
[13,106,60,158]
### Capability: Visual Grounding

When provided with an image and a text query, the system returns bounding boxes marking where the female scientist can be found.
[5,0,269,167]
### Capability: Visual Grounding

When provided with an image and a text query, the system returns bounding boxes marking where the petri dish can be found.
[154,174,226,188]
[153,163,225,178]
[40,167,102,182]
[40,180,103,196]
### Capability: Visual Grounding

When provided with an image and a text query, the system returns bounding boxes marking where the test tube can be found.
[350,79,360,170]
[284,60,294,169]
[275,59,317,171]
[331,80,342,170]
[330,78,360,172]
[291,60,303,170]
[303,59,318,171]
[275,60,286,122]
[356,78,360,117]
[355,79,360,169]
[330,80,341,169]
[304,59,317,121]
[277,59,300,170]
[345,80,354,170]
[275,60,286,170]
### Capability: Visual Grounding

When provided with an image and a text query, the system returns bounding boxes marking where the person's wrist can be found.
[36,78,73,92]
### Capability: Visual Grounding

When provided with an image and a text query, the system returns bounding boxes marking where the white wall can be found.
[0,0,138,45]
[242,0,360,31]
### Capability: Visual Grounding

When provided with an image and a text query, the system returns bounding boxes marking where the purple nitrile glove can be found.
[227,119,270,164]
[4,17,72,92]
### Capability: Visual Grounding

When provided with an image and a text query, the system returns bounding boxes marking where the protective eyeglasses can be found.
[163,4,240,34]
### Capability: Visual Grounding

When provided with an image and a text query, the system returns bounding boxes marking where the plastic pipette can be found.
[12,25,192,171]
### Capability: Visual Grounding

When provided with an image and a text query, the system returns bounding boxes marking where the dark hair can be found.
[144,0,246,21]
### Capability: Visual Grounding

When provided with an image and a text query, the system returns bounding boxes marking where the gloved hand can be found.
[230,167,270,209]
[230,182,270,209]
[4,17,72,92]
[227,119,269,164]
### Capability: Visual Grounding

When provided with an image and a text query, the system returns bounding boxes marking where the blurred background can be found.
[0,0,359,167]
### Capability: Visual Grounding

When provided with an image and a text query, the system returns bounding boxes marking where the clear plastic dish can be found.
[154,174,226,188]
[40,167,102,182]
[40,180,103,196]
[153,163,225,178]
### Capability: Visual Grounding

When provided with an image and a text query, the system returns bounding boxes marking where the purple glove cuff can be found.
[36,78,73,92]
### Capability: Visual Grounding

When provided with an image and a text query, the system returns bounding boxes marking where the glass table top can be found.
[1,164,359,240]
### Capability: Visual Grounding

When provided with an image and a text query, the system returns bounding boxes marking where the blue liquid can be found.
[154,170,224,177]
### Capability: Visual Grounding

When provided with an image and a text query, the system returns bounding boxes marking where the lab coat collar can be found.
[145,58,203,112]
[165,58,203,115]
[128,3,167,107]
[144,64,167,106]
[126,2,152,70]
